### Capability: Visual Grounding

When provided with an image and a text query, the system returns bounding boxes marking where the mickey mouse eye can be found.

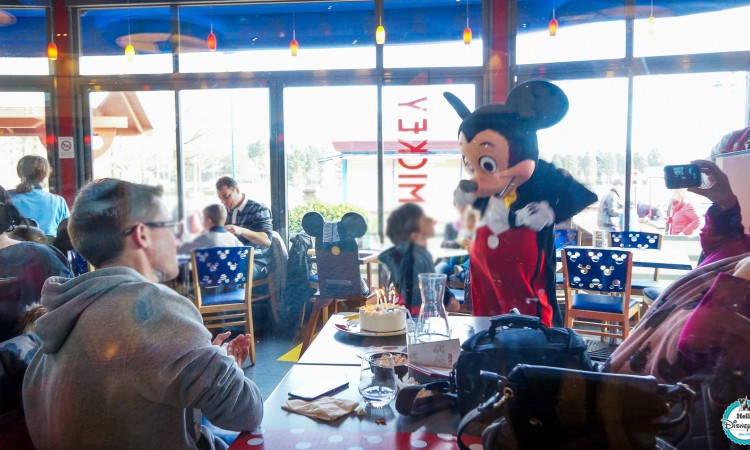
[462,155,475,174]
[478,156,497,174]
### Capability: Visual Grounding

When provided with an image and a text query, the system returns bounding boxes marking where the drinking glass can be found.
[416,273,451,342]
[358,352,397,408]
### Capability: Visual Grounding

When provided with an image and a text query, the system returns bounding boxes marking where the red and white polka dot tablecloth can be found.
[229,427,483,450]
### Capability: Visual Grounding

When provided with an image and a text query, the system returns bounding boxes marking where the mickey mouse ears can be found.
[444,79,568,130]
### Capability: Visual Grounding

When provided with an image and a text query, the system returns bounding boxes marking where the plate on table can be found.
[334,315,406,337]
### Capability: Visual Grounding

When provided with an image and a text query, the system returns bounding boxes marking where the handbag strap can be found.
[457,385,513,450]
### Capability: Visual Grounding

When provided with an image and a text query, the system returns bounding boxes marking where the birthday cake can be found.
[359,303,407,333]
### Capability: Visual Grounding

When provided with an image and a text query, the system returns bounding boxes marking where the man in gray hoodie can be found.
[22,178,263,449]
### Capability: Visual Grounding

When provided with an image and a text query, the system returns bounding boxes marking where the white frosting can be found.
[359,305,407,333]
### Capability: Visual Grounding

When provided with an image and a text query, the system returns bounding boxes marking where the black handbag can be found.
[457,365,695,450]
[454,314,593,416]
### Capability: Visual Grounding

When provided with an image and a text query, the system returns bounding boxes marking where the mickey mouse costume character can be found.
[444,80,597,326]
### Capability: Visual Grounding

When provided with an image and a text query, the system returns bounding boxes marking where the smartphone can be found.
[664,164,702,189]
[288,379,349,401]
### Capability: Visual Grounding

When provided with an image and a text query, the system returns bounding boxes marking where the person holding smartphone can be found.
[688,159,750,265]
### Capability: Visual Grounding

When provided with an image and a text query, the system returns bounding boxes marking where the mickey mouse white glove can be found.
[515,201,555,231]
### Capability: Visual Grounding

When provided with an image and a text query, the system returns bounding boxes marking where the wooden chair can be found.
[299,212,377,356]
[66,249,90,276]
[561,247,641,342]
[608,231,667,300]
[190,246,257,364]
[554,229,580,286]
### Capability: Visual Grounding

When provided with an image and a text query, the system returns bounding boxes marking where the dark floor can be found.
[238,307,301,399]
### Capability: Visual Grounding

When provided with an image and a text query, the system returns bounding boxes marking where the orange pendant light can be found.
[549,8,558,36]
[463,0,472,44]
[290,12,298,56]
[47,42,58,61]
[207,30,217,51]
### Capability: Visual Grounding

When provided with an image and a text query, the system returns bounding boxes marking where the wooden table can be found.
[298,314,490,366]
[556,246,693,271]
[228,316,489,450]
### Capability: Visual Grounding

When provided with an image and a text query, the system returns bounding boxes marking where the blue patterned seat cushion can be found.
[200,288,246,306]
[571,293,640,314]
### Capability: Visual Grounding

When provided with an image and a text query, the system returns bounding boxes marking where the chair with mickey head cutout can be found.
[608,231,667,302]
[299,211,378,356]
[190,246,257,364]
[561,247,641,342]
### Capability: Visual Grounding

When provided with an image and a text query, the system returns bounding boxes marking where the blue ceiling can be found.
[1,1,749,57]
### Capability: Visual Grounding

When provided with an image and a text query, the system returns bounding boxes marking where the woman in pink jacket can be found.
[667,189,701,235]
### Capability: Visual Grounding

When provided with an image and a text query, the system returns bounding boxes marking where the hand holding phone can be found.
[288,379,349,401]
[664,164,703,189]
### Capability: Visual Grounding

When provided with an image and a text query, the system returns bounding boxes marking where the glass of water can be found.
[358,352,397,408]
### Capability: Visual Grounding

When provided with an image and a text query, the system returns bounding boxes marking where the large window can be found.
[179,2,376,73]
[381,83,475,248]
[536,78,629,232]
[284,85,378,241]
[383,0,482,69]
[89,90,179,213]
[634,5,750,57]
[0,91,49,188]
[0,7,48,75]
[179,88,271,235]
[79,6,173,75]
[516,0,625,64]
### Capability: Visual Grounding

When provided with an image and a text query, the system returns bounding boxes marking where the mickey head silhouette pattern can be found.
[564,249,630,293]
[194,247,251,287]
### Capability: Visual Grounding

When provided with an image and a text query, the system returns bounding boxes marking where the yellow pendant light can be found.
[375,12,385,45]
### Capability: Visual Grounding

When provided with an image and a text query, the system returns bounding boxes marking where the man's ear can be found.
[125,223,150,249]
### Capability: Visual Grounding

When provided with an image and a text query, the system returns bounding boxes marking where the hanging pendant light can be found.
[290,11,298,56]
[647,0,656,36]
[125,5,135,60]
[375,13,385,45]
[125,42,135,60]
[47,42,58,61]
[549,8,558,36]
[207,7,217,51]
[207,29,217,51]
[463,0,472,45]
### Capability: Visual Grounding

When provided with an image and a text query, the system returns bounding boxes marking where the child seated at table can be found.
[379,203,460,315]
[179,204,242,255]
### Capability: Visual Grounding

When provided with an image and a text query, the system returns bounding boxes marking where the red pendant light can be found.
[207,29,217,51]
[47,42,58,61]
[207,7,217,51]
[549,8,558,36]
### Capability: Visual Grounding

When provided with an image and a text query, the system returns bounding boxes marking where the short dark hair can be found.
[202,204,227,227]
[0,202,22,233]
[16,155,51,194]
[9,225,48,244]
[215,176,239,191]
[0,184,10,203]
[386,203,424,244]
[69,178,163,267]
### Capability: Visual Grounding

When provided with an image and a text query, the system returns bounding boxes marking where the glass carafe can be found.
[416,273,451,342]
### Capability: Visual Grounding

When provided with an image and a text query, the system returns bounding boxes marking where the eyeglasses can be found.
[121,221,184,238]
